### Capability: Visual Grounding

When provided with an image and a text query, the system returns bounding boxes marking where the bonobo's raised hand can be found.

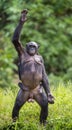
[20,9,28,22]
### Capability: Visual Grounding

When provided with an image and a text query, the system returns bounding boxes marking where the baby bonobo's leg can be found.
[18,82,29,91]
[18,82,34,102]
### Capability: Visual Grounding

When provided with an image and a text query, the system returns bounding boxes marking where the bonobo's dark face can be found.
[26,42,38,56]
[27,45,37,56]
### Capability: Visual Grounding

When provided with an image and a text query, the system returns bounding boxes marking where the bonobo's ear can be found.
[38,45,40,48]
[26,44,28,49]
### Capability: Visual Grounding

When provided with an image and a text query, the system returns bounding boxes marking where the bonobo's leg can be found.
[12,89,29,121]
[34,90,48,124]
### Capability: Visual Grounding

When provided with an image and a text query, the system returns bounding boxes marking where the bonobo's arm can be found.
[12,9,28,55]
[41,58,51,96]
[41,57,54,103]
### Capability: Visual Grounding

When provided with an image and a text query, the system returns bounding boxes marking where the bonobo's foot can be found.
[40,120,48,126]
[48,93,54,104]
[12,117,18,122]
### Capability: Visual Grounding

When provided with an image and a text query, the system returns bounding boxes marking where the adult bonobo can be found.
[12,9,54,124]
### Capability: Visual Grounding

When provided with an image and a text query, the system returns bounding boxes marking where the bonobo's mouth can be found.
[29,52,35,56]
[29,48,36,55]
[30,50,35,53]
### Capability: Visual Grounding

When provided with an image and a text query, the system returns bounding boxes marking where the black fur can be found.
[12,13,54,124]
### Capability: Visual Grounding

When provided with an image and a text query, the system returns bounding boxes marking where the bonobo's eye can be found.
[29,45,36,48]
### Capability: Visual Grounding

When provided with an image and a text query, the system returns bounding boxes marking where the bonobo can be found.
[12,9,54,124]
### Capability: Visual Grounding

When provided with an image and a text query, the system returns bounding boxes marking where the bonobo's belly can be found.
[20,61,42,89]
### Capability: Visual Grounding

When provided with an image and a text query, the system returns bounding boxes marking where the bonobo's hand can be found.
[20,9,28,22]
[48,93,55,104]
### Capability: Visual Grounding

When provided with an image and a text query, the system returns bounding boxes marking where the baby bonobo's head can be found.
[26,41,39,56]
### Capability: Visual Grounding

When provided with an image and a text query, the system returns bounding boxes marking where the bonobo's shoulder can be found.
[35,55,44,63]
[35,54,41,58]
[39,55,43,62]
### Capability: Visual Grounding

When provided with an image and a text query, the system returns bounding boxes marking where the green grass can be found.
[0,82,72,130]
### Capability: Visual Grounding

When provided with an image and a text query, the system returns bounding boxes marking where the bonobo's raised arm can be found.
[12,9,28,55]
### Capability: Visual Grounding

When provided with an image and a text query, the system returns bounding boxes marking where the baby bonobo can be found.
[12,9,54,124]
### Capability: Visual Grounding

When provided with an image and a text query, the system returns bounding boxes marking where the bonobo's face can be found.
[27,45,37,56]
[26,42,38,56]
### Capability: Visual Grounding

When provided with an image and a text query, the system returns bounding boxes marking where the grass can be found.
[0,82,72,130]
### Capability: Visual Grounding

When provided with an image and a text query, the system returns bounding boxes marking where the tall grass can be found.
[0,82,72,130]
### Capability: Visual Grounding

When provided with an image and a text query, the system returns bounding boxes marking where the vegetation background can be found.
[0,0,72,130]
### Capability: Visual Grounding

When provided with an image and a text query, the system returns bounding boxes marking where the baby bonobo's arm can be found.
[12,9,28,55]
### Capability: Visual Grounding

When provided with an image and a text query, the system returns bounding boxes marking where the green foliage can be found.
[0,83,72,130]
[0,32,17,87]
[0,0,72,88]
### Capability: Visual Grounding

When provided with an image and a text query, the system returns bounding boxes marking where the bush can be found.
[0,0,72,88]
